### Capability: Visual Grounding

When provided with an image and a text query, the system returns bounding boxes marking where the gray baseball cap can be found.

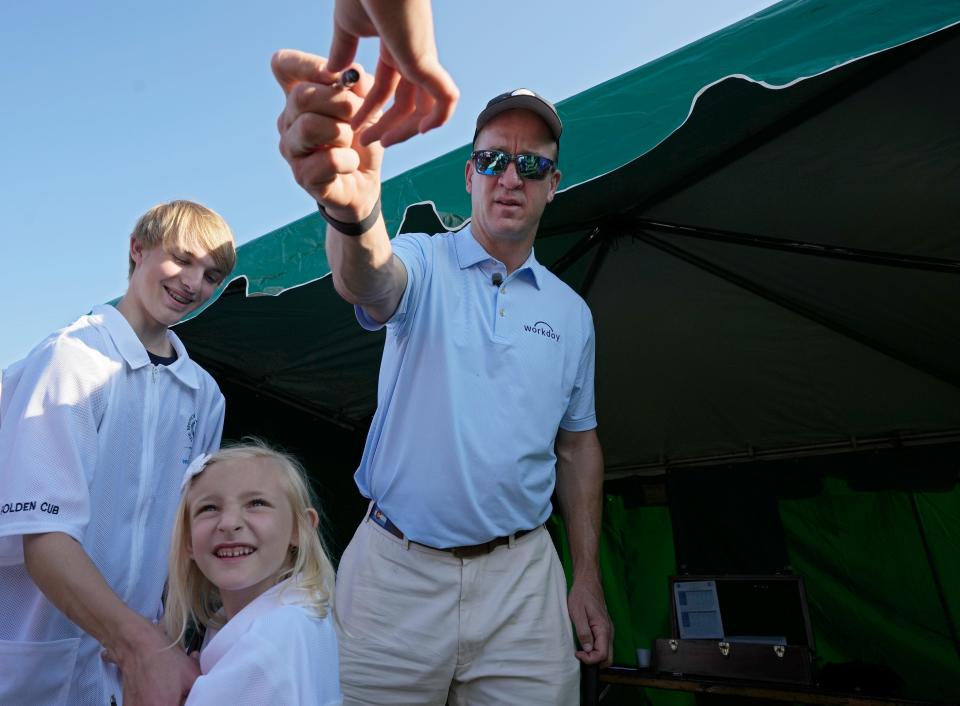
[474,88,562,144]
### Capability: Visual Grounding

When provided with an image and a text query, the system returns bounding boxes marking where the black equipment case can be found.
[654,574,815,685]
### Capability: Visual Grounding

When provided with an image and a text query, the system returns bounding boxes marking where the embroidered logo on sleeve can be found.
[523,320,561,343]
[1,500,59,515]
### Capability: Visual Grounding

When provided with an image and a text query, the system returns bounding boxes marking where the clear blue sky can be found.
[0,0,776,368]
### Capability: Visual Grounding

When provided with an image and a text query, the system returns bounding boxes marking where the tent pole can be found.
[545,225,612,298]
[633,217,960,274]
[604,432,960,478]
[548,226,604,276]
[579,238,611,299]
[634,230,960,391]
[907,491,960,665]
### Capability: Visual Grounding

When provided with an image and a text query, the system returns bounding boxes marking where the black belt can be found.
[368,504,536,558]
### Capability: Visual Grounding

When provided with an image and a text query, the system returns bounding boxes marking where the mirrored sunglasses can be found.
[471,149,555,180]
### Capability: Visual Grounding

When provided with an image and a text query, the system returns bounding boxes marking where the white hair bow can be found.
[180,453,211,493]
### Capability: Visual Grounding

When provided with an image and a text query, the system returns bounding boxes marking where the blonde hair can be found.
[164,439,335,646]
[128,200,237,279]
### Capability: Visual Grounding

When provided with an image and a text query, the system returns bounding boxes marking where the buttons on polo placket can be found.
[489,262,508,337]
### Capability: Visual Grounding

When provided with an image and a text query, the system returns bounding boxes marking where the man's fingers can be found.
[271,49,336,94]
[568,582,614,666]
[280,82,359,133]
[352,58,400,131]
[378,46,458,136]
[327,25,359,72]
[357,67,458,146]
[360,78,417,147]
[584,605,614,667]
[380,105,429,147]
[284,146,362,203]
[418,95,456,135]
[573,623,608,666]
[282,113,354,158]
[591,617,613,667]
[570,604,595,654]
[576,647,607,665]
[302,147,362,182]
[577,632,595,654]
[417,68,459,133]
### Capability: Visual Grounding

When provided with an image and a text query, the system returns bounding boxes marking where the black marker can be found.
[336,68,360,89]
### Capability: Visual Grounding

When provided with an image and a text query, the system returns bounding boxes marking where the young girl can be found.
[164,440,342,705]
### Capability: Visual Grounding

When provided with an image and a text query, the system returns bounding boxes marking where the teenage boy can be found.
[0,201,236,706]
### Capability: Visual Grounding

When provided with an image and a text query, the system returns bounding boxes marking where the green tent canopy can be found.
[176,0,960,699]
[182,0,960,468]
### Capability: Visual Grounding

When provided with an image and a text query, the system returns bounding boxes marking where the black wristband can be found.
[316,195,381,237]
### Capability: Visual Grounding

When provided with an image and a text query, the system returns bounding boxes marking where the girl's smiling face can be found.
[186,457,302,618]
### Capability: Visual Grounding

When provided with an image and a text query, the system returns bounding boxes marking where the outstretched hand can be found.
[327,0,459,147]
[568,577,614,667]
[271,49,383,220]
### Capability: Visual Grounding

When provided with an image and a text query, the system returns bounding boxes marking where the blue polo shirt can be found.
[354,225,597,547]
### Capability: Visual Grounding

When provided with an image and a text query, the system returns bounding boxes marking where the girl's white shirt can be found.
[187,578,342,705]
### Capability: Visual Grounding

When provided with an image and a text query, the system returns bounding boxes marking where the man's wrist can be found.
[317,194,382,236]
[571,566,603,587]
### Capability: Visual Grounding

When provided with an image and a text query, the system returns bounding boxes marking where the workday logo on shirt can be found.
[523,321,561,343]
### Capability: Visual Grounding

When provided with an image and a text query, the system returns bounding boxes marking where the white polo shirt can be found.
[0,304,225,706]
[354,226,598,548]
[188,579,342,705]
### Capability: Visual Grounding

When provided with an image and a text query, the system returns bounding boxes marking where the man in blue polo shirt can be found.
[273,50,611,705]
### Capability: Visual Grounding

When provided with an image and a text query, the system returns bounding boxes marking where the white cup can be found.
[636,647,651,668]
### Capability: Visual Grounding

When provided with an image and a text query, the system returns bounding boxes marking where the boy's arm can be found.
[24,532,200,706]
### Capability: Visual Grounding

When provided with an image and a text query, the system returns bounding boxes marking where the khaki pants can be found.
[334,512,580,705]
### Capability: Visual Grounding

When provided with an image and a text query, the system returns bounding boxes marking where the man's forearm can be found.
[23,532,156,658]
[325,217,392,299]
[555,428,613,663]
[555,428,604,580]
[325,219,407,323]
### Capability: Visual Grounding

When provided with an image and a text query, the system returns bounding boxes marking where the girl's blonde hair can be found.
[163,439,335,646]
